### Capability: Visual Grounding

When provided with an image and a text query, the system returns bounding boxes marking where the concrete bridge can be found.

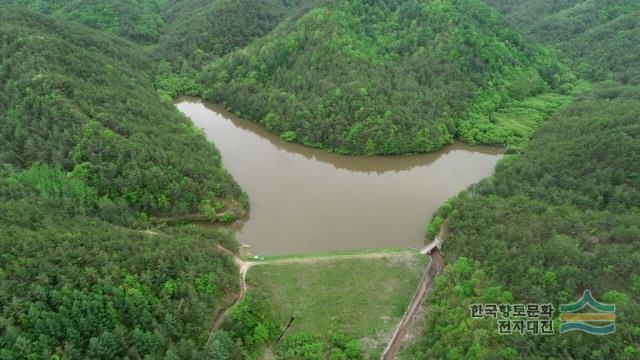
[420,234,444,255]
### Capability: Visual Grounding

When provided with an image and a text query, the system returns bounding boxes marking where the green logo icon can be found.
[559,290,615,335]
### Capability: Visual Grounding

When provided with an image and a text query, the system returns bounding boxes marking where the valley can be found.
[0,1,638,359]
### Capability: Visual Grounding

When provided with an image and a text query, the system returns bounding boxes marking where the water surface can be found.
[177,98,503,255]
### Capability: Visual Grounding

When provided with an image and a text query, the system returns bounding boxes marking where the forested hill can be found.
[403,1,640,357]
[0,7,248,358]
[5,0,580,155]
[484,0,640,84]
[4,0,329,99]
[405,83,640,359]
[156,0,324,69]
[0,167,243,358]
[6,0,166,44]
[0,5,246,218]
[199,0,576,155]
[6,0,325,63]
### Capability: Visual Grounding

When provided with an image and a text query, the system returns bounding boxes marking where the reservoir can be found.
[177,98,503,255]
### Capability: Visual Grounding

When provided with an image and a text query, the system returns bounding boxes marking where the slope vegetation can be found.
[0,165,242,358]
[402,5,640,357]
[7,0,165,43]
[200,0,575,154]
[0,6,245,217]
[0,6,248,358]
[403,83,640,359]
[156,0,324,67]
[485,0,640,84]
[401,1,640,353]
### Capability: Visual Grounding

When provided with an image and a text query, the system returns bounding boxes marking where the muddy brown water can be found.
[177,98,503,255]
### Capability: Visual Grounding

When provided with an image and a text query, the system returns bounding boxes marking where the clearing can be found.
[244,248,429,357]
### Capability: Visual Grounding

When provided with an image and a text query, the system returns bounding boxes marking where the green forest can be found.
[199,0,576,154]
[405,82,640,360]
[485,0,640,84]
[0,5,246,218]
[0,4,247,358]
[0,164,241,358]
[8,0,166,43]
[1,0,639,359]
[404,1,640,358]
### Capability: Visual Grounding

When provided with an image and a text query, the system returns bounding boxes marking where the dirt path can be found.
[210,245,252,330]
[203,246,252,354]
[381,248,445,360]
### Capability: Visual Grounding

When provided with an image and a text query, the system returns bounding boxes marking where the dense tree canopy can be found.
[484,0,640,84]
[199,0,576,154]
[6,0,584,155]
[6,0,166,43]
[0,164,242,359]
[0,5,247,358]
[2,0,639,359]
[156,0,324,68]
[404,80,640,360]
[0,5,246,218]
[402,3,640,358]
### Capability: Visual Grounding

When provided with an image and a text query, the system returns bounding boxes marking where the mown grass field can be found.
[245,249,428,357]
